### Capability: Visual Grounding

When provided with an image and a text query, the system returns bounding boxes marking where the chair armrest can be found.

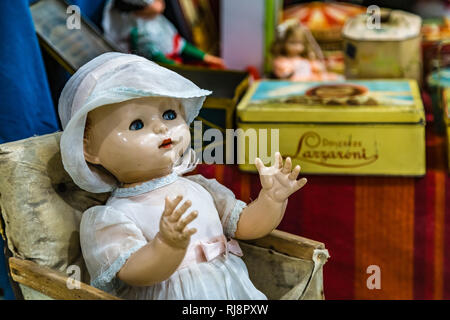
[240,229,325,260]
[8,231,326,300]
[8,257,120,300]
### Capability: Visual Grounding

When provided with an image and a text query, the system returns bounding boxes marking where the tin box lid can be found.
[428,68,450,88]
[237,80,424,124]
[342,10,422,41]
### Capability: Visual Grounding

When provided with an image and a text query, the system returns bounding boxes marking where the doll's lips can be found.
[159,138,173,149]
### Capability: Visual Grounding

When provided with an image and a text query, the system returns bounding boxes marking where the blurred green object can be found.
[428,68,450,134]
[427,39,450,134]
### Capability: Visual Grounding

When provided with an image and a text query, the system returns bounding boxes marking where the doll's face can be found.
[285,30,306,57]
[83,97,190,185]
[135,0,165,19]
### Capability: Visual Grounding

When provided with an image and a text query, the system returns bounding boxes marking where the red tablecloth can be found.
[193,122,449,300]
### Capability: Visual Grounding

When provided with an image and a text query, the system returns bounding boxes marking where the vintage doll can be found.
[271,21,341,81]
[58,52,307,299]
[102,0,224,68]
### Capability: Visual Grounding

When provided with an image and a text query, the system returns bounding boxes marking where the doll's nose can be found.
[152,120,168,134]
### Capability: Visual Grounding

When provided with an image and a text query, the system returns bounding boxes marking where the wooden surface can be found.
[8,228,326,300]
[9,257,120,300]
[243,229,325,260]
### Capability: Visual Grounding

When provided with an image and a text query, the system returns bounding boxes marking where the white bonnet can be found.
[118,0,154,6]
[58,52,211,193]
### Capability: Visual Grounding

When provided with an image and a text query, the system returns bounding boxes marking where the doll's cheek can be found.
[180,131,192,152]
[176,139,190,157]
[115,131,130,143]
[170,124,190,139]
[136,135,159,148]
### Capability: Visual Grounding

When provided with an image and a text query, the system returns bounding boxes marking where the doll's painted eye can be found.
[129,119,144,131]
[162,109,177,120]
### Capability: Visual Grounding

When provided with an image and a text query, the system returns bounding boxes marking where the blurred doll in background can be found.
[102,0,225,68]
[271,20,342,81]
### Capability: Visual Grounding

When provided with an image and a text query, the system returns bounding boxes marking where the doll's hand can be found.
[204,54,226,68]
[255,152,307,203]
[157,195,198,249]
[272,58,295,79]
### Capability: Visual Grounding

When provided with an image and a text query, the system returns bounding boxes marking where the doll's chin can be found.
[160,150,182,166]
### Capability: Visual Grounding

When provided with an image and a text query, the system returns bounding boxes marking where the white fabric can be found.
[102,0,135,52]
[80,175,266,300]
[58,52,211,193]
[133,15,186,56]
[123,0,154,6]
[187,175,246,237]
[111,171,178,198]
[102,0,184,56]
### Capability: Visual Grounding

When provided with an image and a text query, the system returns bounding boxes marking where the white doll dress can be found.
[102,0,185,56]
[80,173,267,300]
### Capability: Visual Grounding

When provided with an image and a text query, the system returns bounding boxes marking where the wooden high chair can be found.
[0,133,329,300]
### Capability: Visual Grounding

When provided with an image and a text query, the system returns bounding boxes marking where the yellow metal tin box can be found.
[236,80,425,176]
[342,10,422,84]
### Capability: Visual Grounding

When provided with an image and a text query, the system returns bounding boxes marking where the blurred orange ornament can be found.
[283,1,365,44]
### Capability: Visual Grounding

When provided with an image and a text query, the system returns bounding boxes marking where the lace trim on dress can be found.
[91,244,145,292]
[225,200,247,238]
[112,172,179,198]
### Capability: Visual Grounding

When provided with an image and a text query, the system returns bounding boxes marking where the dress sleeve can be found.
[129,26,177,64]
[185,175,247,238]
[80,205,147,293]
[181,42,206,61]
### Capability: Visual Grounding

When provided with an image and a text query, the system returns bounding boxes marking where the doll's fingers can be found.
[282,157,292,174]
[183,228,197,238]
[162,197,171,216]
[169,200,192,222]
[176,211,198,231]
[294,178,308,191]
[256,158,274,188]
[255,157,265,174]
[273,152,283,169]
[288,165,301,180]
[278,153,284,169]
[163,195,183,216]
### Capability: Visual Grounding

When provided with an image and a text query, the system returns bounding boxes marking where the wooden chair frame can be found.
[4,228,325,300]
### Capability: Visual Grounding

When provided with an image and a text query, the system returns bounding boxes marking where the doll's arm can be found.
[181,42,225,68]
[272,57,295,79]
[234,190,288,240]
[234,153,307,240]
[310,59,326,73]
[181,42,206,61]
[117,196,197,286]
[151,52,178,65]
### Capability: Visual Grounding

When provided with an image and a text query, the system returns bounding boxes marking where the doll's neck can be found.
[286,51,307,58]
[112,171,179,198]
[121,168,173,189]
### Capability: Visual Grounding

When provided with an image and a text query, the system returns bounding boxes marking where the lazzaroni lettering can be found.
[288,131,378,168]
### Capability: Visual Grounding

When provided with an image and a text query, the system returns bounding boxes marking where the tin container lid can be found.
[237,80,424,124]
[428,68,450,88]
[342,10,422,41]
